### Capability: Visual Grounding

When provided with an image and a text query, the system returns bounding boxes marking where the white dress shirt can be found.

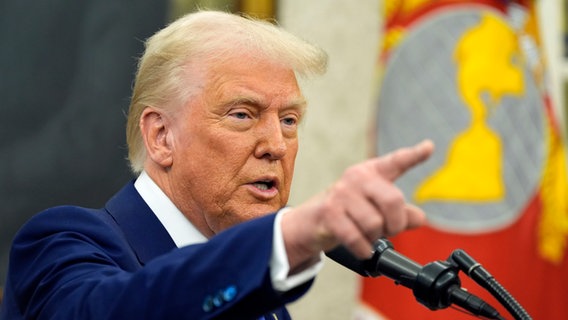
[134,171,323,292]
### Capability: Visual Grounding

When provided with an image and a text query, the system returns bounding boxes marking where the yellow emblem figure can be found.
[414,13,524,203]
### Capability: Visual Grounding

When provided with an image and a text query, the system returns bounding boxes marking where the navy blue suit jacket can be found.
[0,182,311,319]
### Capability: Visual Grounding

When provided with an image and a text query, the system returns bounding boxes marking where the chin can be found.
[234,205,279,223]
[250,202,283,215]
[219,202,283,228]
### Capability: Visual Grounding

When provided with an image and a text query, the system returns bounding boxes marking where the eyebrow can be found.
[226,95,307,114]
[285,96,308,115]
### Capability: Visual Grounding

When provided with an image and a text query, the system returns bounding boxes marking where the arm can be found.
[4,208,305,320]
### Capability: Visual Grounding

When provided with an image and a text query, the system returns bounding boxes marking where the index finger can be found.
[374,139,434,181]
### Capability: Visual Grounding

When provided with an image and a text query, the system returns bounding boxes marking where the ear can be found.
[139,107,174,169]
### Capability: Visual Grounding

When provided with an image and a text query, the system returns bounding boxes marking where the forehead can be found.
[187,53,306,109]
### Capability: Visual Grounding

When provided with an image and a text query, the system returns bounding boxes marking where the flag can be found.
[357,1,568,319]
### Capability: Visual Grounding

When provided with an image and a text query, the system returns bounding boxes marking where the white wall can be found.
[279,1,381,319]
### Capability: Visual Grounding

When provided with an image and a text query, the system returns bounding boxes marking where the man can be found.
[0,11,434,319]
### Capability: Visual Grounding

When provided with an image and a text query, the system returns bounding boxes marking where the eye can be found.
[230,111,251,120]
[225,108,255,131]
[282,116,297,126]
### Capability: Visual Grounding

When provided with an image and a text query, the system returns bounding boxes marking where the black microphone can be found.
[325,239,502,319]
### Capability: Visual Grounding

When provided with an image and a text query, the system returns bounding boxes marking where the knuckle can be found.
[319,196,335,213]
[381,188,405,210]
[343,232,364,248]
[385,214,407,236]
[343,165,368,182]
[366,216,384,235]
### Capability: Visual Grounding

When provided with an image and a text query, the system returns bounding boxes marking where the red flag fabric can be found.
[358,1,568,319]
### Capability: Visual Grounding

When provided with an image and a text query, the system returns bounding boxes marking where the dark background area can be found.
[0,0,168,291]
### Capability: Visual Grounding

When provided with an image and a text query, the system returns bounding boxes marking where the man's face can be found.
[166,54,306,236]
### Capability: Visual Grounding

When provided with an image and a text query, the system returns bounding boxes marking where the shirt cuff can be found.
[270,207,324,292]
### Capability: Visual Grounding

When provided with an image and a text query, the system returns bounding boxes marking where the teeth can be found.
[253,182,270,190]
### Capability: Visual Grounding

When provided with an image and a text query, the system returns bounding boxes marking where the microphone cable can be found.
[450,249,532,320]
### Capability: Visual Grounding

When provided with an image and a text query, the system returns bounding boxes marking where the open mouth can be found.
[252,180,275,191]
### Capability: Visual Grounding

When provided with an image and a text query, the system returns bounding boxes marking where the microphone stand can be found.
[345,239,532,319]
[364,239,504,319]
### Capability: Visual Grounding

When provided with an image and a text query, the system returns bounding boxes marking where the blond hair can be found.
[126,10,328,173]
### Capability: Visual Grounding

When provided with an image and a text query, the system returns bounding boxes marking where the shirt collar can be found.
[134,171,207,247]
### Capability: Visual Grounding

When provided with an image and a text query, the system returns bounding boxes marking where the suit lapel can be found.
[105,181,176,265]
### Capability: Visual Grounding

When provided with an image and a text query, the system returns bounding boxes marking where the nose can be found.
[254,116,287,160]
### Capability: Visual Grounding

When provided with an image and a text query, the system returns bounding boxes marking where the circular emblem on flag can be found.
[376,8,545,233]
